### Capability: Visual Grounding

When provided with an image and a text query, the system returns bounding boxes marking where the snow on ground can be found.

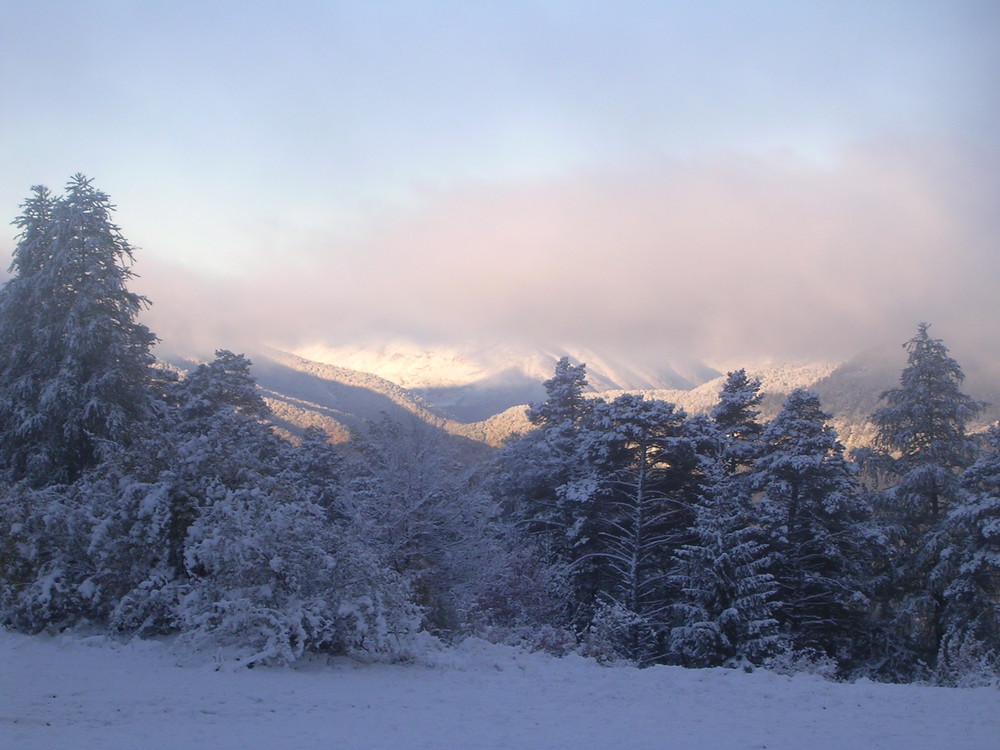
[2,629,997,750]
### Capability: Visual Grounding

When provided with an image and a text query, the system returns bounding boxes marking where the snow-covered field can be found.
[2,629,997,750]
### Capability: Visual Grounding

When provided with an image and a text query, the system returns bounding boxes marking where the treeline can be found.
[0,177,997,683]
[0,177,533,666]
[495,344,998,684]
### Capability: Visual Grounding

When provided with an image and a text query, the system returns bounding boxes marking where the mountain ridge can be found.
[168,342,999,452]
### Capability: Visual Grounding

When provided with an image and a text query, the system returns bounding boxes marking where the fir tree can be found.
[669,416,784,667]
[499,358,600,574]
[527,356,591,428]
[752,389,872,664]
[933,424,1000,684]
[0,176,156,486]
[868,324,984,669]
[872,323,983,523]
[711,368,764,476]
[576,394,694,663]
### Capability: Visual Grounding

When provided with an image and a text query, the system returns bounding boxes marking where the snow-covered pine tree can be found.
[872,323,983,528]
[669,416,784,668]
[0,176,156,486]
[868,324,984,669]
[711,368,764,476]
[560,394,711,664]
[285,425,344,513]
[497,358,600,578]
[156,351,285,573]
[932,424,1000,684]
[527,356,591,429]
[752,389,872,666]
[80,351,421,662]
[40,351,282,636]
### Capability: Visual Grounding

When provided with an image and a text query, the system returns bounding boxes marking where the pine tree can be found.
[711,369,764,476]
[286,425,343,513]
[23,349,423,661]
[29,351,282,635]
[499,357,600,572]
[669,416,784,668]
[868,323,984,668]
[576,394,694,663]
[527,356,591,428]
[872,323,983,524]
[752,389,872,664]
[933,425,1000,684]
[0,175,156,485]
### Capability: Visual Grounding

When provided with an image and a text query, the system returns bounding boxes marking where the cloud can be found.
[134,138,999,367]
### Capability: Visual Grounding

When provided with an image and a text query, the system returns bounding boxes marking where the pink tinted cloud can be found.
[136,139,998,366]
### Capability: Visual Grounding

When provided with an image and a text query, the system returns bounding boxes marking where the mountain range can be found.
[168,341,1000,454]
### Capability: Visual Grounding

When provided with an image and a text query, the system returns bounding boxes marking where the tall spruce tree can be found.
[868,323,984,668]
[711,369,764,476]
[752,389,872,664]
[933,425,1000,684]
[0,175,156,486]
[500,357,598,565]
[576,394,695,663]
[872,323,983,526]
[669,416,784,668]
[527,356,591,429]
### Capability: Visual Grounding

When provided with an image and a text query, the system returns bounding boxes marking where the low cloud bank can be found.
[134,139,1000,367]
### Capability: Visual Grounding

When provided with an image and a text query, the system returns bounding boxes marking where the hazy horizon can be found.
[3,2,998,367]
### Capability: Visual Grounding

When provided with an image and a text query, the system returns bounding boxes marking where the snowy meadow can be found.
[2,629,998,750]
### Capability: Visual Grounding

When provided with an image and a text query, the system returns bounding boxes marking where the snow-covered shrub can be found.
[178,488,419,666]
[463,540,579,655]
[764,646,840,680]
[580,600,652,665]
[80,461,186,635]
[108,569,185,635]
[934,633,1000,688]
[0,483,98,632]
[467,544,571,633]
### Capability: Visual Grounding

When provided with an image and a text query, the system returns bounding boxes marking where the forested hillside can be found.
[1,178,997,685]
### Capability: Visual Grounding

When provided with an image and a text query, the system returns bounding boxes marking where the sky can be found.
[2,1,999,368]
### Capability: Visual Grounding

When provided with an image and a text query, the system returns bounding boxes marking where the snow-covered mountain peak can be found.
[293,341,488,390]
[292,339,721,394]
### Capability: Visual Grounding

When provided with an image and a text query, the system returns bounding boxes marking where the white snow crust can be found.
[2,630,997,750]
